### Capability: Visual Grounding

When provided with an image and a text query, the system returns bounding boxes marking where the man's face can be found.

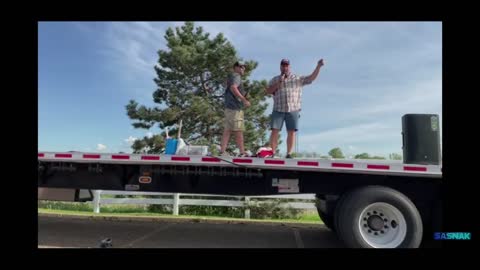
[236,65,246,75]
[280,63,290,74]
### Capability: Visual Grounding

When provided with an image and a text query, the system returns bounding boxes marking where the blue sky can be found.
[39,21,442,157]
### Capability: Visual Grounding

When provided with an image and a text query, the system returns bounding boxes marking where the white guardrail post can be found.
[93,190,101,214]
[244,197,250,219]
[173,193,180,215]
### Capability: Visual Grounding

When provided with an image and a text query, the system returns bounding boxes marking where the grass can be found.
[298,212,322,222]
[38,206,322,224]
[38,201,151,213]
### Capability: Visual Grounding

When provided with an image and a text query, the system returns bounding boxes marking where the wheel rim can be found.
[358,202,407,248]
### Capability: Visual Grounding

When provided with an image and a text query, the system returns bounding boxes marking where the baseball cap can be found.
[280,59,290,65]
[234,61,246,67]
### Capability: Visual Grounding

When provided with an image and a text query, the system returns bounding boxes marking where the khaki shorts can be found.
[224,109,244,131]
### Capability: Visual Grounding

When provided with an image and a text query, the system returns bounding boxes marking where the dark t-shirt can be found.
[224,72,245,110]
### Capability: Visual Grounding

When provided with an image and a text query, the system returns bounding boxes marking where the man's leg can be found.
[220,109,234,154]
[233,110,246,155]
[269,111,284,155]
[287,130,295,155]
[220,129,231,154]
[270,129,280,153]
[285,111,300,156]
[234,131,245,154]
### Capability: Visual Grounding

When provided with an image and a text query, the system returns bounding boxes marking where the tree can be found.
[354,153,370,159]
[389,153,402,160]
[328,147,344,159]
[126,22,270,154]
[292,151,320,158]
[354,152,386,160]
[131,135,165,154]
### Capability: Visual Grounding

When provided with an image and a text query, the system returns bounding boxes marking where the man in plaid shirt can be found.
[266,58,325,158]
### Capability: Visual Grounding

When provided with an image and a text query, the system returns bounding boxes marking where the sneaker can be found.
[219,152,230,157]
[286,154,293,159]
[237,152,249,157]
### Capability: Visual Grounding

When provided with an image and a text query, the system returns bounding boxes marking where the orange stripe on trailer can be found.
[55,154,72,158]
[83,154,100,159]
[112,155,130,160]
[202,157,221,162]
[233,158,253,163]
[404,166,427,172]
[298,161,319,166]
[367,164,390,170]
[172,156,190,161]
[265,159,285,165]
[332,163,354,168]
[141,155,160,160]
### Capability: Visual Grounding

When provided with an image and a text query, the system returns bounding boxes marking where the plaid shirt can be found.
[268,74,312,112]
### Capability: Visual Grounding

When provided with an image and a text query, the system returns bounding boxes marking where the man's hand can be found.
[243,99,251,107]
[318,59,324,67]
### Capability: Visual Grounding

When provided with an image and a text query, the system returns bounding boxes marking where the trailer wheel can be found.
[317,210,335,231]
[315,195,336,231]
[335,186,423,248]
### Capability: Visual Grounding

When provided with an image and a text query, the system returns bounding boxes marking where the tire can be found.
[317,209,335,231]
[335,186,423,248]
[315,195,337,231]
[333,192,349,235]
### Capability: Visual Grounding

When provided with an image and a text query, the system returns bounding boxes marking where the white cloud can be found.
[347,78,441,120]
[301,123,389,143]
[348,145,357,151]
[93,22,169,82]
[297,76,442,132]
[97,144,107,151]
[146,132,154,138]
[125,136,138,145]
[299,122,401,155]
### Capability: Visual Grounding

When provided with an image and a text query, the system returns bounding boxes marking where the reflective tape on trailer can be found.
[37,152,441,178]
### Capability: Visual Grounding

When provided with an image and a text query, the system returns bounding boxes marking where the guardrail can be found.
[92,191,317,219]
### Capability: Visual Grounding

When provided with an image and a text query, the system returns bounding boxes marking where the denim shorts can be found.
[270,110,300,131]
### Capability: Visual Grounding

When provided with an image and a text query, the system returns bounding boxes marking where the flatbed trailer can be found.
[38,151,442,248]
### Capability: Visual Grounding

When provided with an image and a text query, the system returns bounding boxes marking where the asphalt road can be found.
[38,214,344,248]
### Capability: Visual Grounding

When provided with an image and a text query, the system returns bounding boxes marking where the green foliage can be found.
[328,147,345,158]
[126,22,270,154]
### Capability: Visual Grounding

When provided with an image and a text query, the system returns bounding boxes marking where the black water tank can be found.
[402,114,441,165]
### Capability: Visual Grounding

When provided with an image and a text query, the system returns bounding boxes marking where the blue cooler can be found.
[165,138,178,155]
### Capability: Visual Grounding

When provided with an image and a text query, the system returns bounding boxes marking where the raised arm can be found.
[304,59,325,83]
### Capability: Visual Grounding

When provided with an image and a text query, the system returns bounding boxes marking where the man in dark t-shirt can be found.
[219,61,251,157]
